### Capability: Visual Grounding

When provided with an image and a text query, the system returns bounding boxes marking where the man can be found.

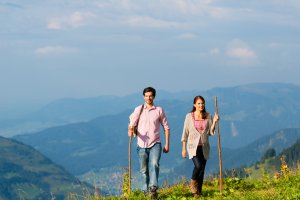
[128,87,170,198]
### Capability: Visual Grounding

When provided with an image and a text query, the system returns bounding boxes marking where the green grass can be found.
[79,164,300,200]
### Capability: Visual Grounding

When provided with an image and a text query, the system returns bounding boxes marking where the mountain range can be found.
[4,82,300,147]
[4,82,300,194]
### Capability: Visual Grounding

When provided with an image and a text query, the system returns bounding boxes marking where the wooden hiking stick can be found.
[214,96,223,195]
[128,135,132,195]
[127,105,143,195]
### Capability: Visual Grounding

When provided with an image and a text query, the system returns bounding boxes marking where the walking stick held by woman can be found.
[214,96,223,196]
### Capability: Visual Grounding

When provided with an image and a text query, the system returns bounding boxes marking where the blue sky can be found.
[1,0,300,112]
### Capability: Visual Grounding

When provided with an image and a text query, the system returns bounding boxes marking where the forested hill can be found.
[0,136,91,200]
[223,136,300,178]
[275,138,300,167]
[256,136,300,169]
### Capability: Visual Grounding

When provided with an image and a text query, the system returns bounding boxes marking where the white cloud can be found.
[44,0,283,32]
[126,16,180,28]
[226,39,258,65]
[208,6,233,19]
[209,48,220,55]
[34,46,78,55]
[92,0,233,29]
[227,47,256,59]
[169,0,204,14]
[47,21,61,30]
[47,11,96,30]
[176,33,197,40]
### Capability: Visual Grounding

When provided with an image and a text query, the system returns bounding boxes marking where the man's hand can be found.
[163,129,170,153]
[128,126,134,137]
[163,145,169,153]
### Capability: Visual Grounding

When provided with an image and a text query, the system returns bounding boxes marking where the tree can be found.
[261,148,276,161]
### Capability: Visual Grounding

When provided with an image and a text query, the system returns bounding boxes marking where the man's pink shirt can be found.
[129,104,170,148]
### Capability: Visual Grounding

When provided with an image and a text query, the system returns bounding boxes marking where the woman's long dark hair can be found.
[191,95,207,118]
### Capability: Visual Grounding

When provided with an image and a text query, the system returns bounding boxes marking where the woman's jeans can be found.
[192,146,207,193]
[137,142,162,192]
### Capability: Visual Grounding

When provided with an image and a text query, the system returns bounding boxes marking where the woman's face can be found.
[194,98,205,111]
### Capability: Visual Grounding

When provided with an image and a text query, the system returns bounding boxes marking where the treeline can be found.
[219,138,300,178]
[274,138,300,168]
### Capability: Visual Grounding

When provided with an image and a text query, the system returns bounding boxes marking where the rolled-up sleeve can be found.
[129,105,143,127]
[160,108,170,131]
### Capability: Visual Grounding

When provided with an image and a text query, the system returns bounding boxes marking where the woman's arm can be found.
[182,141,187,158]
[181,115,189,158]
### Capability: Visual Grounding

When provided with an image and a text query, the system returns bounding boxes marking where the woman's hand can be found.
[213,112,220,123]
[182,141,187,158]
[182,149,187,158]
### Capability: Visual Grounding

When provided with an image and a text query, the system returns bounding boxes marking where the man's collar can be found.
[143,103,156,109]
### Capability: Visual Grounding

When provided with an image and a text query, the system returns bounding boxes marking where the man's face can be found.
[144,91,155,105]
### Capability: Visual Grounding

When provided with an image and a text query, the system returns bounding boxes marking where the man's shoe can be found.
[149,186,158,199]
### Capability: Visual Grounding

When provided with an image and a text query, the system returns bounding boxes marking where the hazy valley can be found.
[1,82,300,196]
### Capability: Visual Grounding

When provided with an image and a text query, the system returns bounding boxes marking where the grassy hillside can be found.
[86,139,300,199]
[0,136,92,200]
[76,163,300,199]
[14,126,300,196]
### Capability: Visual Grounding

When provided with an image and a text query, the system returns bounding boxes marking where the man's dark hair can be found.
[143,87,156,97]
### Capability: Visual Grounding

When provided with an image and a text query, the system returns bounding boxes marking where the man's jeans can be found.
[137,142,162,192]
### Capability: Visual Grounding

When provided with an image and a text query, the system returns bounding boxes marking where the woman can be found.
[181,95,219,197]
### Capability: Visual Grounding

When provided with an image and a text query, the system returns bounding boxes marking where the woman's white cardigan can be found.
[181,112,215,160]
